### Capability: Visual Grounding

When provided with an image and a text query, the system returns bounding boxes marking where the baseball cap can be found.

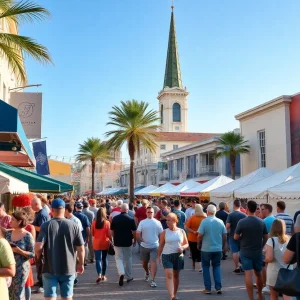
[89,199,96,204]
[51,198,65,209]
[75,201,83,209]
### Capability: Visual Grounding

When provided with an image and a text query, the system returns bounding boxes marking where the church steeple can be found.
[163,7,183,89]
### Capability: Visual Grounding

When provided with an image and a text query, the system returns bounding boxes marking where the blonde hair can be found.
[194,204,206,217]
[269,219,289,244]
[167,212,179,223]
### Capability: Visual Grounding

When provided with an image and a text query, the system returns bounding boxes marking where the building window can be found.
[160,144,166,150]
[173,103,181,122]
[173,145,178,150]
[161,104,163,124]
[258,130,266,167]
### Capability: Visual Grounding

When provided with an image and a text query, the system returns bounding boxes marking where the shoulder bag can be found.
[274,233,300,296]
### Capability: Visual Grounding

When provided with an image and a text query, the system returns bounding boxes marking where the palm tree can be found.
[215,131,250,179]
[105,100,160,202]
[0,0,52,84]
[76,138,111,197]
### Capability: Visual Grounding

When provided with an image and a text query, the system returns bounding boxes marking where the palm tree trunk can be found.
[230,155,236,180]
[91,159,95,197]
[129,139,135,203]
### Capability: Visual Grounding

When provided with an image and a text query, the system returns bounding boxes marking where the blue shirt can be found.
[264,215,276,233]
[198,216,226,252]
[172,209,186,230]
[33,206,50,239]
[73,211,91,242]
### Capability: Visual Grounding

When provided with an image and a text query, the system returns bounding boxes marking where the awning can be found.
[111,188,128,195]
[0,100,35,167]
[0,170,29,194]
[0,162,73,193]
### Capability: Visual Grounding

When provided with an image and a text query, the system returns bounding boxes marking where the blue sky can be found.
[22,0,300,163]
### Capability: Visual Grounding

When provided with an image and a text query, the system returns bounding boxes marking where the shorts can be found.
[162,253,184,270]
[240,253,263,272]
[43,273,76,298]
[140,246,158,262]
[229,237,240,253]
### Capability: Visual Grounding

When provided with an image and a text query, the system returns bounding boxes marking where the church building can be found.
[120,7,220,188]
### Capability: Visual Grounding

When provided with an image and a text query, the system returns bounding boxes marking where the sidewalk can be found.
[32,247,271,300]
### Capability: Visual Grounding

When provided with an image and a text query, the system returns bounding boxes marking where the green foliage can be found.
[76,138,111,165]
[0,0,52,84]
[105,99,160,155]
[215,131,250,159]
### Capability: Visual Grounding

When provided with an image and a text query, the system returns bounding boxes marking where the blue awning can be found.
[0,100,35,167]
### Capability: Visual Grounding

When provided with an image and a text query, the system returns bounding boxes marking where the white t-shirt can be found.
[185,207,195,220]
[137,218,163,248]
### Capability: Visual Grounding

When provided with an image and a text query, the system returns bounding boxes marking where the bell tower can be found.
[158,6,189,132]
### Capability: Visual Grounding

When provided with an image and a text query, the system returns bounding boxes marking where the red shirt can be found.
[240,207,247,214]
[0,214,11,229]
[135,206,147,223]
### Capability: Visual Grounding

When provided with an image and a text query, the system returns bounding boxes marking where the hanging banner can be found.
[32,141,50,175]
[10,92,42,139]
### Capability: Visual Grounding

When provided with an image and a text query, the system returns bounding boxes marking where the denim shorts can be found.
[229,237,240,253]
[162,253,184,270]
[43,273,76,298]
[240,253,263,272]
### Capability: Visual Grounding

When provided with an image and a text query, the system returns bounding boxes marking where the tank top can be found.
[162,228,183,255]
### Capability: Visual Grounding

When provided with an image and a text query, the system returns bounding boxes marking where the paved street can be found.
[31,247,272,300]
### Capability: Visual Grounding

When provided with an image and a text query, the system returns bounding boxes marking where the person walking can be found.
[0,202,11,230]
[226,200,247,274]
[282,231,300,300]
[35,199,85,300]
[82,201,95,264]
[185,204,206,271]
[0,228,16,300]
[155,199,170,229]
[110,203,137,286]
[92,207,112,283]
[197,204,227,295]
[264,219,292,300]
[64,204,83,232]
[261,204,276,233]
[275,201,294,236]
[234,200,268,300]
[5,211,35,300]
[74,202,91,266]
[134,199,149,226]
[172,200,186,230]
[185,200,196,220]
[158,213,189,300]
[216,202,229,260]
[136,206,163,287]
[31,197,50,293]
[89,199,98,218]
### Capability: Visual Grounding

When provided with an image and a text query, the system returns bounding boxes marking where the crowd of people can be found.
[0,193,300,300]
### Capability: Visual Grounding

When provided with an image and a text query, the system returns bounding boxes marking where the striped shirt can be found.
[275,213,294,235]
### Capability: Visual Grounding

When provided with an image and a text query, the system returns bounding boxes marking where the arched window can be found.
[160,104,163,124]
[173,103,181,122]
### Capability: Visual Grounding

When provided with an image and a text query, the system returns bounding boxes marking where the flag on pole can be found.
[32,141,50,175]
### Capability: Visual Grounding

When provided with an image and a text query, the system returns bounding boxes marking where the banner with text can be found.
[32,141,50,175]
[10,92,42,139]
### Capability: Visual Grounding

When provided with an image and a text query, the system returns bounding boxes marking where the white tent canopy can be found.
[0,171,29,194]
[96,187,120,195]
[149,182,175,196]
[235,163,300,200]
[135,185,158,196]
[210,168,275,204]
[268,177,300,216]
[181,175,234,197]
[163,179,201,196]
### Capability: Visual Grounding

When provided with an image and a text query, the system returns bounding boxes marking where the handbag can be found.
[274,233,300,296]
[108,242,115,256]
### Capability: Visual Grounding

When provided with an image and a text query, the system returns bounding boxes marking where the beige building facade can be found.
[235,96,292,176]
